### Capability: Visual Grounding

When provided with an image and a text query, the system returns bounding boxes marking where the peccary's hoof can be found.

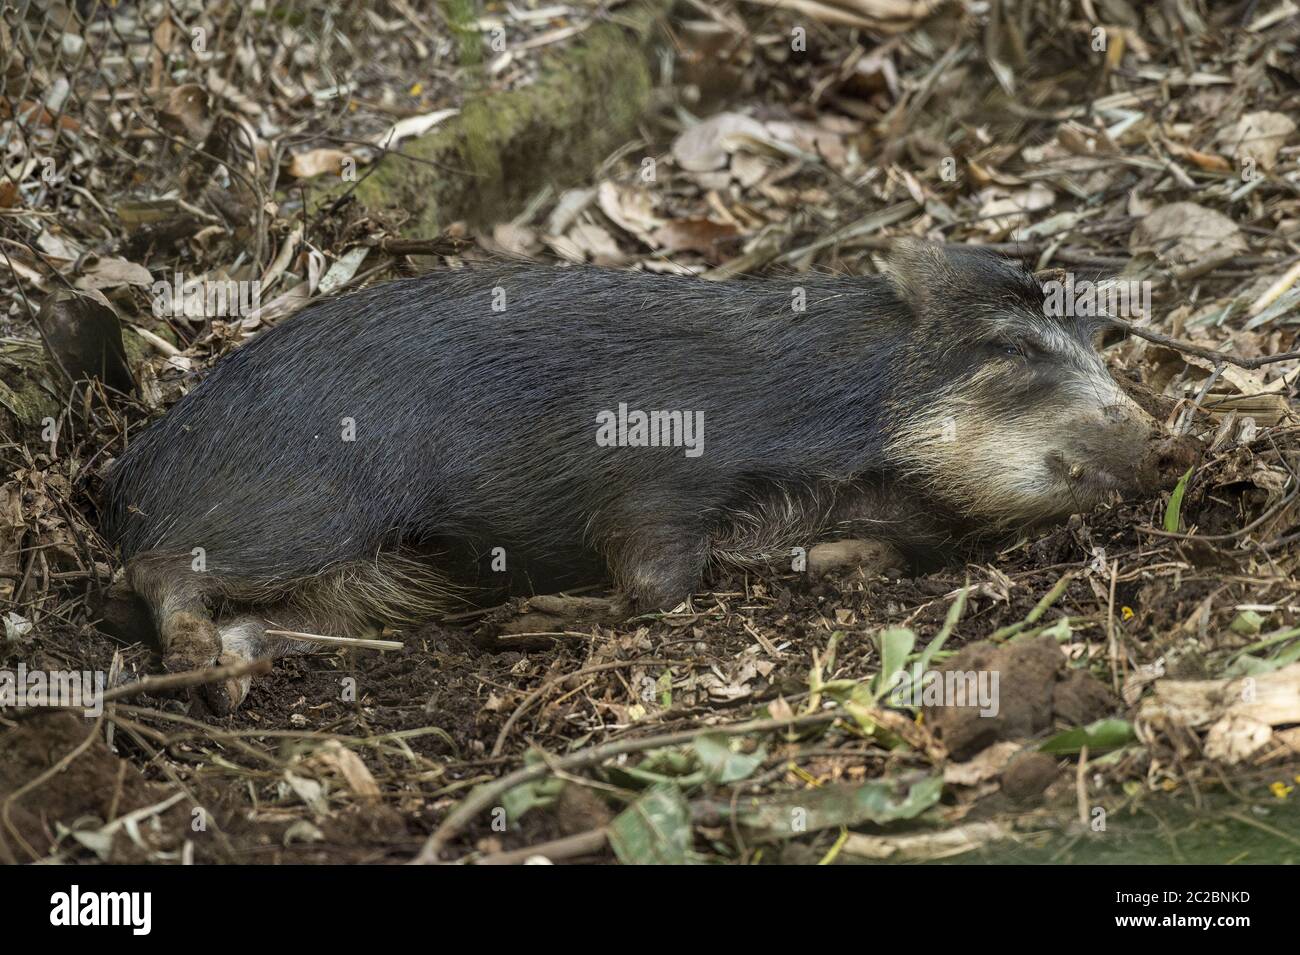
[806,539,903,577]
[187,659,253,717]
[211,652,255,714]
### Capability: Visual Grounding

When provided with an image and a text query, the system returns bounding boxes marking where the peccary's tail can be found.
[253,552,471,632]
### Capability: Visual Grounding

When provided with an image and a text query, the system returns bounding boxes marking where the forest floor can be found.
[3,0,1300,864]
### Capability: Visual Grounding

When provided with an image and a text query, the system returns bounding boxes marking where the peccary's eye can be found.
[994,337,1052,362]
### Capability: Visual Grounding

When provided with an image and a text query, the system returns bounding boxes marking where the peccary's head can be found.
[881,240,1195,529]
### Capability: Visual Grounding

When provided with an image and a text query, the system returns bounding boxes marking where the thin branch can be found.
[1110,316,1300,370]
[475,828,610,865]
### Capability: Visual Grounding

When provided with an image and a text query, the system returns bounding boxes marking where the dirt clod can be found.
[1001,752,1059,804]
[0,713,166,862]
[923,636,1059,760]
[1054,669,1118,725]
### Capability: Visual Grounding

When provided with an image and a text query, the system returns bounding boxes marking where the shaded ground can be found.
[3,0,1300,864]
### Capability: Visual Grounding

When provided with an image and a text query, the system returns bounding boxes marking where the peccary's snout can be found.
[1136,433,1199,493]
[1055,399,1197,504]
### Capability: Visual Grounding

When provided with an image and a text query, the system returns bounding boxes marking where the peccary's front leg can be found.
[828,480,962,568]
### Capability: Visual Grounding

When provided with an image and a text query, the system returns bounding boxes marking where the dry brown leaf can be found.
[1161,137,1233,172]
[305,741,381,798]
[489,222,539,257]
[649,218,741,256]
[672,112,768,172]
[374,108,459,149]
[967,159,1025,187]
[1130,202,1247,265]
[74,256,153,290]
[596,182,662,241]
[156,83,211,141]
[562,222,625,265]
[1217,111,1296,171]
[842,822,1010,861]
[0,483,23,604]
[975,183,1055,234]
[1138,662,1300,765]
[943,741,1021,786]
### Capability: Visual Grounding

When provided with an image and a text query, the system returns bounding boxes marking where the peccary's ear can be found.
[883,238,949,311]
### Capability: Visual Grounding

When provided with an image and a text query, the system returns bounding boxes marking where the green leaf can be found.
[635,747,696,775]
[1229,610,1266,636]
[1039,718,1135,755]
[915,585,969,673]
[1039,616,1074,642]
[693,733,767,784]
[883,586,974,709]
[723,775,943,838]
[605,764,706,789]
[1163,466,1194,533]
[498,752,567,821]
[1222,654,1276,678]
[608,784,694,865]
[873,627,917,700]
[1224,639,1300,677]
[1227,624,1300,668]
[657,669,673,708]
[605,745,703,789]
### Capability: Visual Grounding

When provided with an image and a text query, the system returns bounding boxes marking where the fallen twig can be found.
[99,658,272,704]
[474,828,610,865]
[264,629,404,651]
[991,572,1075,642]
[4,658,273,720]
[1109,316,1300,370]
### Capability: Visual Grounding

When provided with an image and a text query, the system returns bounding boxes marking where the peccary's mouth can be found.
[1047,452,1128,495]
[1055,461,1129,504]
[1072,466,1125,494]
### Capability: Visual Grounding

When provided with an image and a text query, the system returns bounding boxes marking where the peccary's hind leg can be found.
[124,554,222,673]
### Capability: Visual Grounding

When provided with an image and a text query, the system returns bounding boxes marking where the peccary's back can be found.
[102,265,907,586]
